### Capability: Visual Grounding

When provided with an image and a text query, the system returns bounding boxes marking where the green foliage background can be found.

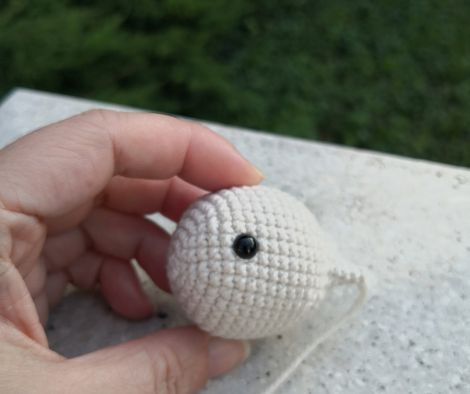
[1,0,469,166]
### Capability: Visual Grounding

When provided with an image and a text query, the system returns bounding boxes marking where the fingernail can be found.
[243,161,264,185]
[226,140,265,183]
[208,337,251,378]
[251,164,265,181]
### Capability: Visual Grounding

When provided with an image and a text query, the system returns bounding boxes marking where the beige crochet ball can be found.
[167,185,333,339]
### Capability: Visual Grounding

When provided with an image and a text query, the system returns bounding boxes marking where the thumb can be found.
[61,327,249,394]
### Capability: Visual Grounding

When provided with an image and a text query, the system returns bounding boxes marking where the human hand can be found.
[0,110,262,393]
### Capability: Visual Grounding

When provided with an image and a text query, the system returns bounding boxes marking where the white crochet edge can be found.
[262,274,368,394]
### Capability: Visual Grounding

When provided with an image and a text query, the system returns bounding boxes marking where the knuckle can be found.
[0,258,13,279]
[150,345,189,394]
[80,108,116,125]
[76,109,122,137]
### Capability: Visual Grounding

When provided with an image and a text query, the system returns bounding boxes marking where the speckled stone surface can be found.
[1,88,469,393]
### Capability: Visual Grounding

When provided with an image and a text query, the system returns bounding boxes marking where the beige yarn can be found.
[167,185,342,339]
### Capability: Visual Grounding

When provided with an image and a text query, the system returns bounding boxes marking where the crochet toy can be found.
[167,185,366,340]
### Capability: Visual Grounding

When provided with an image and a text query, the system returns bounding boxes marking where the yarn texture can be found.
[167,185,334,339]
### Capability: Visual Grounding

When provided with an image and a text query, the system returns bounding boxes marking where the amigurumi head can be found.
[167,185,334,340]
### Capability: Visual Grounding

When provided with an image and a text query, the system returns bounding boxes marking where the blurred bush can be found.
[1,0,469,166]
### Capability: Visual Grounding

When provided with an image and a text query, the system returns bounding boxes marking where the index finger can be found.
[0,110,263,217]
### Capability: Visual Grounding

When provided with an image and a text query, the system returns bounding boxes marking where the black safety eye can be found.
[232,234,258,259]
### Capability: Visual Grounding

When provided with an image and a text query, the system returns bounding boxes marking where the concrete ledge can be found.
[1,89,469,393]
